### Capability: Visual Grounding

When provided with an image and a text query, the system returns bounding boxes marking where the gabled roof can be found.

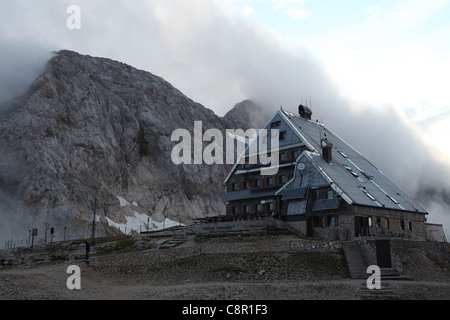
[223,108,427,215]
[281,110,427,214]
[223,109,302,185]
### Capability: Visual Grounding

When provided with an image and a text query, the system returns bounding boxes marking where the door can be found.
[355,216,369,237]
[376,239,392,268]
[306,217,313,237]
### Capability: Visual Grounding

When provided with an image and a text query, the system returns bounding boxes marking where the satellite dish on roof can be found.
[298,163,306,171]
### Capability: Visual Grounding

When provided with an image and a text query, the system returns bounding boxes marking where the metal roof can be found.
[280,110,427,214]
[281,187,308,200]
[223,186,279,202]
[312,198,342,212]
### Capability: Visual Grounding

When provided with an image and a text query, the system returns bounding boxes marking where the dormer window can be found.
[344,165,365,182]
[337,150,348,158]
[359,187,382,207]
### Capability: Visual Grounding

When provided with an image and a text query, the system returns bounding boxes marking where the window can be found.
[360,187,383,207]
[256,204,262,212]
[271,121,281,128]
[344,165,364,182]
[233,183,239,191]
[269,202,275,211]
[280,131,287,140]
[360,187,375,200]
[293,150,299,159]
[280,175,287,184]
[256,179,262,187]
[389,196,399,204]
[373,200,383,207]
[245,205,251,213]
[313,217,322,228]
[356,176,365,183]
[327,216,337,227]
[232,206,239,214]
[267,177,274,185]
[401,220,405,231]
[408,221,413,231]
[245,181,251,189]
[327,190,334,199]
[337,150,348,158]
[366,192,376,201]
[280,153,287,161]
[388,195,406,210]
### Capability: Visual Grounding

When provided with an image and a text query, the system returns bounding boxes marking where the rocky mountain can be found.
[0,50,268,241]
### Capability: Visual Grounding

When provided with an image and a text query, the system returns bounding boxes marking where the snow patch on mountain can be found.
[106,210,182,233]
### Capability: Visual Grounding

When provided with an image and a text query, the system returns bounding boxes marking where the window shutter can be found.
[275,176,280,185]
[287,151,293,160]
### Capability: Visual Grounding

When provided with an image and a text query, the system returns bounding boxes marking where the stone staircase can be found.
[342,241,368,279]
[155,236,186,249]
[380,268,414,281]
[274,220,304,237]
[356,283,400,300]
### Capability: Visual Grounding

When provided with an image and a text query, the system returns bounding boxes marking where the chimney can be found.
[298,104,312,120]
[321,138,333,163]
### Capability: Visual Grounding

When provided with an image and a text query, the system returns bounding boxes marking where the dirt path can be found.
[1,234,449,300]
[1,258,449,300]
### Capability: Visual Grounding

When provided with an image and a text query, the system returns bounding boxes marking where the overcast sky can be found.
[0,0,449,232]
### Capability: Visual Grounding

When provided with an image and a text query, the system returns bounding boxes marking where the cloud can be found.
[272,0,311,19]
[0,39,51,105]
[272,0,307,11]
[284,8,311,19]
[382,0,450,33]
[0,0,449,236]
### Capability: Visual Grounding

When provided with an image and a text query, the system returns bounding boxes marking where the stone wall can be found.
[90,236,343,269]
[313,215,354,241]
[360,238,450,271]
[189,218,276,237]
[302,210,427,241]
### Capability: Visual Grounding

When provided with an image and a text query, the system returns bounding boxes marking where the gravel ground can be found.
[0,234,449,300]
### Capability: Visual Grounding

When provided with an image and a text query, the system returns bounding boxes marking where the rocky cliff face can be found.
[0,50,268,240]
